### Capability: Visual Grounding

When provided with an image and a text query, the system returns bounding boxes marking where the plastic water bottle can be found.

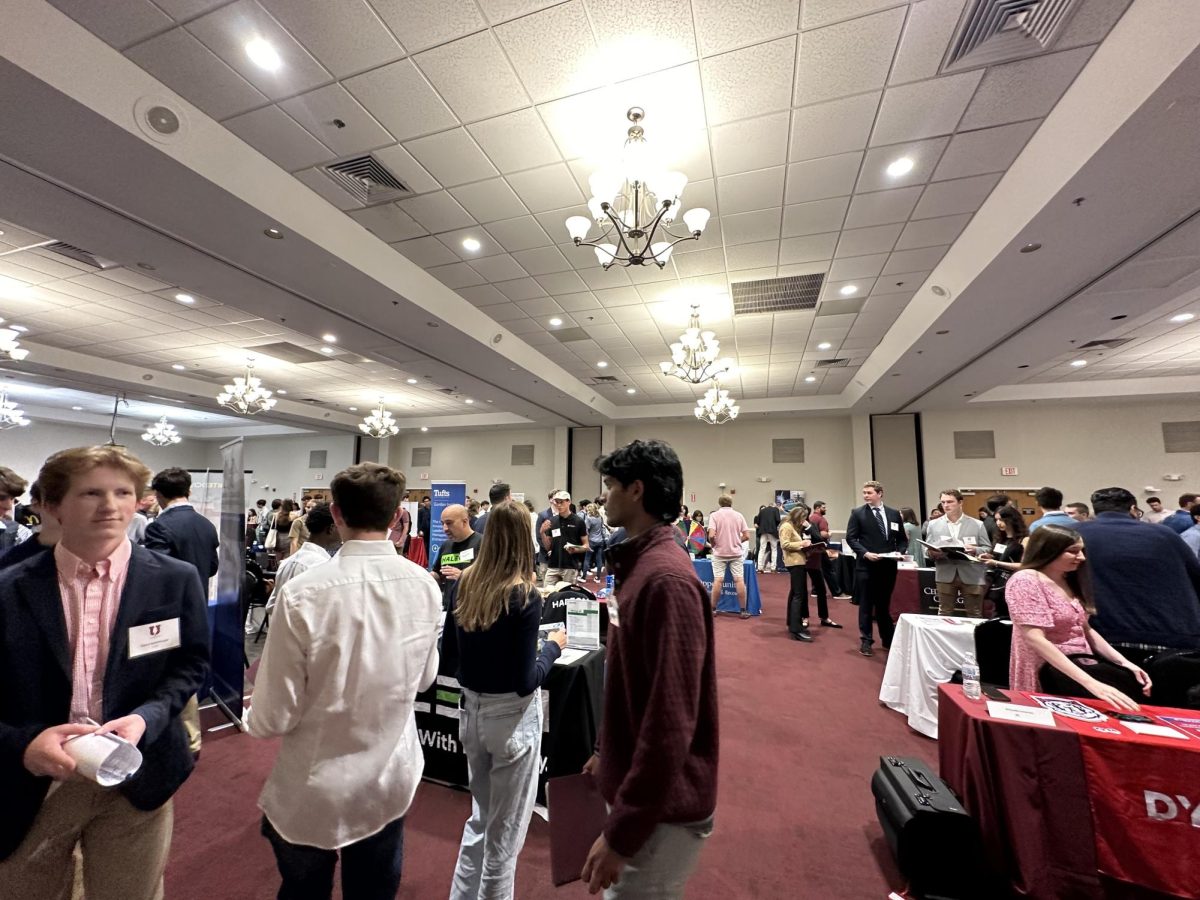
[598,574,614,600]
[962,651,981,701]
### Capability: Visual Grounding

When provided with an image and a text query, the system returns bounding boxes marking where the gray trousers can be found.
[605,815,714,900]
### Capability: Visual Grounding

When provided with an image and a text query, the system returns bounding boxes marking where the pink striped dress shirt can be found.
[55,539,131,722]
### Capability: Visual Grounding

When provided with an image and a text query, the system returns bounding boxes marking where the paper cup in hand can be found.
[64,732,143,786]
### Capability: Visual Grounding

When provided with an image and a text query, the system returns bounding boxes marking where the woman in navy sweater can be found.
[442,501,566,900]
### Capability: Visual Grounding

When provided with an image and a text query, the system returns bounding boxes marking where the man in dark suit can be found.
[144,467,219,583]
[0,445,209,897]
[845,480,908,657]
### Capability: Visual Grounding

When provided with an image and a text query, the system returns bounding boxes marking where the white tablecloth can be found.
[879,614,984,739]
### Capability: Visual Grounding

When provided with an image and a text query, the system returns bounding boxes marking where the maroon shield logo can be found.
[149,624,161,636]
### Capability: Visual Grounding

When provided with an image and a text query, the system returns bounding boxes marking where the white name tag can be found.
[128,618,181,659]
[459,547,475,562]
[993,543,1008,556]
[551,528,562,538]
[889,521,899,532]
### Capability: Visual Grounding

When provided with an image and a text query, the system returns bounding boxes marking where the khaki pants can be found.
[181,694,201,755]
[542,567,577,590]
[936,575,987,618]
[0,780,172,900]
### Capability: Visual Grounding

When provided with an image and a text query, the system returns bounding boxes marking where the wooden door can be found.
[957,488,1039,524]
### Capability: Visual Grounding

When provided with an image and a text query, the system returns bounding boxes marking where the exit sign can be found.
[1000,466,1019,477]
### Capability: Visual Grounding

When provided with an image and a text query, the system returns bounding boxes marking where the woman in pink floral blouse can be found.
[1005,524,1151,710]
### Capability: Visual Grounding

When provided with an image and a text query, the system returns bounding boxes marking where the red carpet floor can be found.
[167,574,935,899]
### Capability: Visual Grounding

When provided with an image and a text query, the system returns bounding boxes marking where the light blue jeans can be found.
[449,689,543,900]
[605,814,714,900]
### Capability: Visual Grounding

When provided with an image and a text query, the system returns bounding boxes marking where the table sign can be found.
[986,701,1056,727]
[566,597,600,650]
[1119,720,1188,740]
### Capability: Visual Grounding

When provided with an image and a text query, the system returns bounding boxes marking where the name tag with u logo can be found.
[129,618,181,658]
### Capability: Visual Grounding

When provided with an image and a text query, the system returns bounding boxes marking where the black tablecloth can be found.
[415,647,605,801]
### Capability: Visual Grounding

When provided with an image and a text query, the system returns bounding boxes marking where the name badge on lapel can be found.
[129,618,181,659]
[889,521,899,532]
[459,547,475,563]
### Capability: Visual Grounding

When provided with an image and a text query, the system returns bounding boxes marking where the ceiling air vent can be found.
[322,155,412,206]
[250,342,331,364]
[1077,337,1133,350]
[587,375,619,385]
[44,241,118,269]
[732,273,825,315]
[815,357,850,368]
[552,327,592,343]
[943,0,1081,73]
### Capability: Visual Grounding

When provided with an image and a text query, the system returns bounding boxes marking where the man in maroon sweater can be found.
[582,440,718,897]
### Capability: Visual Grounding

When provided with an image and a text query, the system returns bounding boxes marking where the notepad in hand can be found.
[547,772,608,886]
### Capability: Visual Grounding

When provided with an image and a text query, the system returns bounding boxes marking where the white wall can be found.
[233,433,358,504]
[0,420,213,495]
[390,427,557,505]
[614,417,859,521]
[921,399,1200,506]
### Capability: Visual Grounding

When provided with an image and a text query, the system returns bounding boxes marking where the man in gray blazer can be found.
[924,489,992,618]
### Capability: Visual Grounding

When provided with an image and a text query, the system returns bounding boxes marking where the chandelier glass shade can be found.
[565,107,710,269]
[694,381,739,426]
[359,397,400,439]
[216,358,276,416]
[659,305,733,384]
[0,389,30,429]
[142,416,182,447]
[0,328,30,361]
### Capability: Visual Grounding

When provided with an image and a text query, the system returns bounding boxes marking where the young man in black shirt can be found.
[434,504,482,605]
[539,490,588,589]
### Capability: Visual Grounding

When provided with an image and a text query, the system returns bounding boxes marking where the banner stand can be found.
[428,481,467,571]
[207,438,247,730]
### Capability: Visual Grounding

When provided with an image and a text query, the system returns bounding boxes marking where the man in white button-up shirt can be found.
[248,463,441,899]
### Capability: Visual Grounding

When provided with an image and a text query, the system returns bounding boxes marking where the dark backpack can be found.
[1144,649,1200,710]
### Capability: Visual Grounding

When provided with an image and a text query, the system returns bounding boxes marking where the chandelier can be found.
[695,381,739,426]
[359,397,399,438]
[217,358,276,416]
[0,389,30,429]
[565,107,710,269]
[660,305,733,384]
[142,416,182,447]
[0,327,30,361]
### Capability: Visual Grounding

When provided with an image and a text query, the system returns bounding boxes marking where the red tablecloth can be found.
[938,684,1200,899]
[890,567,936,620]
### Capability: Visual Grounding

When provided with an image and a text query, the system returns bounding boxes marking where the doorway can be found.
[958,487,1039,524]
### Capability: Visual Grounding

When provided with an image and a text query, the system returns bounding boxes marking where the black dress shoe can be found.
[790,629,814,642]
[820,619,843,628]
[859,640,874,657]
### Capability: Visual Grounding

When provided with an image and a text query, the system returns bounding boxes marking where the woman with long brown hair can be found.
[441,501,566,899]
[272,498,298,559]
[1005,524,1150,709]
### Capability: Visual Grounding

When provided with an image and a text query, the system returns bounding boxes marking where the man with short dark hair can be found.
[1164,493,1199,534]
[0,466,31,552]
[1077,487,1200,657]
[417,496,432,557]
[982,494,1010,543]
[924,489,991,618]
[754,502,782,574]
[1180,504,1200,559]
[474,482,510,534]
[272,502,339,595]
[249,463,440,899]
[1066,502,1090,523]
[582,440,716,898]
[0,482,57,570]
[1029,486,1076,532]
[258,498,282,545]
[809,500,847,599]
[1144,496,1171,525]
[846,480,907,656]
[707,495,751,617]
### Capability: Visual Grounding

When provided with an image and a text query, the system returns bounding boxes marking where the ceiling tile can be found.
[476,0,561,24]
[224,105,332,171]
[828,253,888,280]
[457,283,509,306]
[125,28,268,121]
[428,262,485,288]
[718,167,786,215]
[53,0,172,50]
[536,270,588,294]
[781,196,849,236]
[835,223,902,257]
[800,0,906,29]
[371,144,441,194]
[397,191,475,232]
[416,32,529,122]
[512,246,572,276]
[438,227,506,260]
[933,120,1040,182]
[711,112,789,176]
[871,270,929,293]
[794,7,904,106]
[692,0,799,57]
[257,0,404,78]
[578,266,632,289]
[888,0,967,85]
[344,60,458,141]
[185,0,331,101]
[596,286,644,308]
[405,128,499,187]
[488,303,530,323]
[393,235,460,267]
[468,108,562,174]
[495,1,599,103]
[843,185,921,228]
[959,46,1094,131]
[485,216,554,252]
[515,297,565,317]
[882,245,947,274]
[870,70,983,146]
[821,278,875,301]
[587,0,697,78]
[151,0,227,19]
[448,178,527,222]
[912,172,1000,219]
[893,213,971,251]
[856,136,949,192]
[673,247,727,277]
[507,164,586,213]
[722,208,783,246]
[726,241,780,271]
[292,168,363,209]
[369,0,484,53]
[789,92,880,163]
[279,84,394,156]
[779,232,837,265]
[469,253,528,281]
[702,35,796,126]
[495,277,548,300]
[784,152,861,204]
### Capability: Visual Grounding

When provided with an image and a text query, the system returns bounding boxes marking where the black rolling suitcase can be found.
[871,756,986,899]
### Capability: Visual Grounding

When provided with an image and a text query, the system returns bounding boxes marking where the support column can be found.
[553,426,569,493]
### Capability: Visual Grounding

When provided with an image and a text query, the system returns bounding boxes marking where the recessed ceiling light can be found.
[406,378,419,385]
[1070,359,1087,367]
[276,389,287,394]
[71,405,84,411]
[817,342,832,351]
[175,293,195,304]
[597,361,608,368]
[839,285,858,296]
[549,317,563,327]
[9,325,27,332]
[1020,242,1041,253]
[626,388,636,394]
[462,238,481,252]
[320,346,335,354]
[264,227,284,239]
[1171,312,1195,323]
[465,398,474,404]
[886,157,914,177]
[804,376,816,383]
[322,333,336,343]
[245,37,282,72]
[172,364,186,370]
[420,426,429,432]
[348,406,357,411]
